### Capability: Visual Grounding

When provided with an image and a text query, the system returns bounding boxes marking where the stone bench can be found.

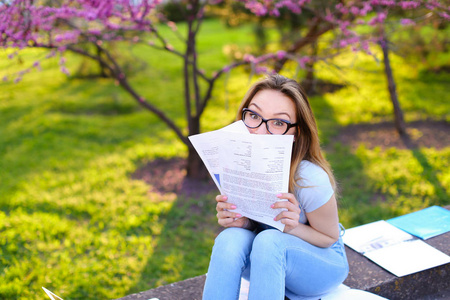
[117,206,450,300]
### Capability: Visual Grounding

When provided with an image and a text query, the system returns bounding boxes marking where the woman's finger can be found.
[215,194,228,202]
[217,210,241,220]
[271,200,300,213]
[274,211,299,222]
[277,193,298,205]
[216,201,237,213]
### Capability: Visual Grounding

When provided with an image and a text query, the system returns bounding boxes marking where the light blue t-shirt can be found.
[295,160,334,224]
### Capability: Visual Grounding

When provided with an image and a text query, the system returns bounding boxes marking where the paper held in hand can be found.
[188,121,294,231]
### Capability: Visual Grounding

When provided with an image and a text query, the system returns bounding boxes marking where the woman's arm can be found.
[273,193,340,248]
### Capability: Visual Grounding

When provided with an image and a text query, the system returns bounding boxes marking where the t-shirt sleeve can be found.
[295,162,334,213]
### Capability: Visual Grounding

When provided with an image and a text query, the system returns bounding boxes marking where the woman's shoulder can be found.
[297,160,327,175]
[295,160,334,213]
[296,160,330,185]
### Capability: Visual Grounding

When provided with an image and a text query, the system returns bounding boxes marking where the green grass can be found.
[1,18,449,299]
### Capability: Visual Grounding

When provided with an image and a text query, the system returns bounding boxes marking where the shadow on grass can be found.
[310,93,381,226]
[123,180,220,296]
[401,134,449,205]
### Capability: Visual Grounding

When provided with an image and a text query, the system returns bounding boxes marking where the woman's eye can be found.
[250,113,260,120]
[272,120,285,127]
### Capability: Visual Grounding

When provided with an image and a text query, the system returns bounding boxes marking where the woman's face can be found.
[246,89,297,136]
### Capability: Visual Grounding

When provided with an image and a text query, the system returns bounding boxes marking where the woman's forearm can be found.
[286,222,339,248]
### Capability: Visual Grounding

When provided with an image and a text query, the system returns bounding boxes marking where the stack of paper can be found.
[189,121,294,231]
[343,219,450,277]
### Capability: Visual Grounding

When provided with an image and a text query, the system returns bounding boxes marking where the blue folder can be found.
[387,206,450,240]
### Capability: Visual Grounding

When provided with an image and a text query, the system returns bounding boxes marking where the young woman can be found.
[202,74,349,300]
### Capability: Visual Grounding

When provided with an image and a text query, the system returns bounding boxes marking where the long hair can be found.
[236,74,337,193]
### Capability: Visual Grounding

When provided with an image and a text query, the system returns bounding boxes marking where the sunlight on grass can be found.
[0,18,449,300]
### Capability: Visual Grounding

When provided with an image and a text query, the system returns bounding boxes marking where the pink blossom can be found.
[368,12,387,25]
[222,65,231,73]
[360,3,373,16]
[243,54,255,63]
[350,6,360,15]
[324,13,335,23]
[400,18,415,26]
[398,1,420,9]
[440,12,450,20]
[243,1,268,16]
[297,56,310,68]
[167,21,177,31]
[276,50,287,60]
[255,66,268,74]
[46,51,57,59]
[61,66,70,75]
[33,61,42,71]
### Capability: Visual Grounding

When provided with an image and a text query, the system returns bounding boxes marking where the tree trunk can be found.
[380,33,407,137]
[186,115,209,179]
[186,144,208,179]
[302,42,317,95]
[184,3,209,180]
[96,45,108,78]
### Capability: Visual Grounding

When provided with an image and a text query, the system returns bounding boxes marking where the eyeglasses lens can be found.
[243,110,288,134]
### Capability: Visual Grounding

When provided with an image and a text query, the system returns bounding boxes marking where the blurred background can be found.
[0,1,449,299]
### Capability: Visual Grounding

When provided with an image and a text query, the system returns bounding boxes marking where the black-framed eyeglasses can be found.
[242,108,297,135]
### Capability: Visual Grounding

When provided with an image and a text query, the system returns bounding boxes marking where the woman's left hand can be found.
[272,193,301,234]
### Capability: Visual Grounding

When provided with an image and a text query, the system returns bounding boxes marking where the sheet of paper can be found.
[322,285,388,300]
[364,239,450,277]
[219,132,293,231]
[343,220,450,277]
[42,287,64,300]
[188,121,293,231]
[343,220,413,254]
[188,121,249,191]
[387,206,450,240]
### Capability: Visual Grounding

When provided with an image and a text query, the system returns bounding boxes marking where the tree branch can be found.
[58,44,190,145]
[274,19,335,72]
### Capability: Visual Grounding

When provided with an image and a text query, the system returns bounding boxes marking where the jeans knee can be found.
[251,230,283,260]
[212,228,254,261]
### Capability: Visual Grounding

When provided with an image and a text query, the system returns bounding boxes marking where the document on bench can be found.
[343,220,450,277]
[188,121,294,231]
[387,205,450,240]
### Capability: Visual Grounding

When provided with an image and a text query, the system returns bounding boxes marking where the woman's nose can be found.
[254,123,270,134]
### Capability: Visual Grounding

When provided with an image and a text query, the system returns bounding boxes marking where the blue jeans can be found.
[202,227,349,300]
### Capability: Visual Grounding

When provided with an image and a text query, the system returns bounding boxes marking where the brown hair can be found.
[236,74,337,193]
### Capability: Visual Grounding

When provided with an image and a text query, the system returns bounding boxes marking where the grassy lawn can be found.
[1,18,449,299]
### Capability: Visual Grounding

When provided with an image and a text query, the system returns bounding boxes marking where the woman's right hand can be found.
[216,195,249,228]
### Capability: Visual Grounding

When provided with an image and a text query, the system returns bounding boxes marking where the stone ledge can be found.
[343,231,450,300]
[118,275,205,300]
[117,206,450,300]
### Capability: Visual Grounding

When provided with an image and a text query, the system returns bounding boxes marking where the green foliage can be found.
[0,18,449,299]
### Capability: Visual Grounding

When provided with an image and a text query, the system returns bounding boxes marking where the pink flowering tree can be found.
[239,0,450,137]
[1,0,449,178]
[0,0,253,179]
[239,0,449,137]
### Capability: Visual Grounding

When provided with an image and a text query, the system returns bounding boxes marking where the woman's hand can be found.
[216,195,249,229]
[272,193,301,233]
